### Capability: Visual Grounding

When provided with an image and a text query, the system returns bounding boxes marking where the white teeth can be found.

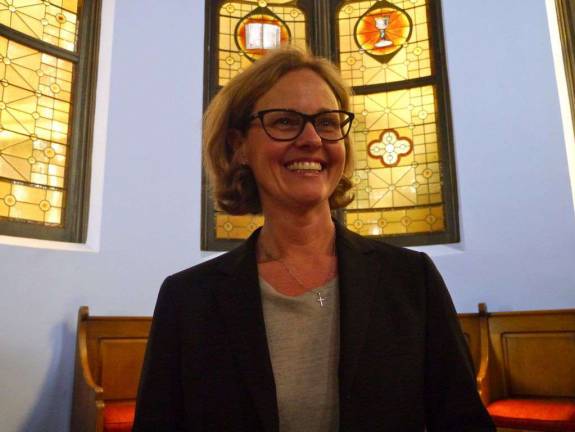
[286,161,323,171]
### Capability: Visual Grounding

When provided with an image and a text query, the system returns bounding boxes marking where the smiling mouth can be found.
[285,161,324,172]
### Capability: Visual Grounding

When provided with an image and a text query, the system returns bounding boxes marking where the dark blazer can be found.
[133,223,494,431]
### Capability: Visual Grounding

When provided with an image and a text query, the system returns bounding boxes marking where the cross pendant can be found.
[316,292,326,307]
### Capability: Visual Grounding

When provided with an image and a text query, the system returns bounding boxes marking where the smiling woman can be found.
[203,48,355,216]
[132,46,495,432]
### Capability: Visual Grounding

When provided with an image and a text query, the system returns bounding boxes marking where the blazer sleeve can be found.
[421,253,495,432]
[133,276,186,431]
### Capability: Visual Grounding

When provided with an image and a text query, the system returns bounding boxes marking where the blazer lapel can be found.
[213,230,279,432]
[335,222,383,398]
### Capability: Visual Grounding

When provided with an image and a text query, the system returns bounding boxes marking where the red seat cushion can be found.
[103,402,136,432]
[488,398,575,432]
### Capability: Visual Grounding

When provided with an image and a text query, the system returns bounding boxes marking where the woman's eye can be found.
[317,117,339,129]
[270,116,299,128]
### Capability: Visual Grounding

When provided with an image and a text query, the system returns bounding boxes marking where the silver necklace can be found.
[258,237,336,307]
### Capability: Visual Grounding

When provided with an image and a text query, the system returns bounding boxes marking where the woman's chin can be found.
[283,192,332,212]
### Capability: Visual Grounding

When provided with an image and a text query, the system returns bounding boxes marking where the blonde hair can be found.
[203,46,354,214]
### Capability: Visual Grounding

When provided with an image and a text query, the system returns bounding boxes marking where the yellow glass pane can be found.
[218,2,307,85]
[349,85,442,215]
[345,204,444,236]
[12,181,44,201]
[0,36,72,193]
[338,0,432,86]
[11,200,44,221]
[215,212,264,240]
[0,0,79,51]
[47,174,62,187]
[0,36,71,226]
[44,206,60,223]
[0,178,63,225]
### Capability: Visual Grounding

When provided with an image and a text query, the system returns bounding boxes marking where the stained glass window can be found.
[0,0,100,242]
[203,0,458,249]
[339,0,457,244]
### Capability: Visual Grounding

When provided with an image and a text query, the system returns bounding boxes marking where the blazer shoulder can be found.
[166,234,255,286]
[339,223,423,262]
[167,251,234,284]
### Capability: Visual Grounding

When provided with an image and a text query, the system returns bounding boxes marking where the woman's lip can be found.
[284,167,323,177]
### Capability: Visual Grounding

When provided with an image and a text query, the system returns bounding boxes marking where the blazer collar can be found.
[212,222,382,431]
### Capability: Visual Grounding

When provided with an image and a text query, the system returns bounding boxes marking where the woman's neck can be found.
[258,205,335,259]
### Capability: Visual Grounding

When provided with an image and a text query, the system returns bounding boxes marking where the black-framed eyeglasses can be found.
[246,109,355,142]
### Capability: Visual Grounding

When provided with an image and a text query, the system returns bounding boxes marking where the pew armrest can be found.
[475,302,490,406]
[71,306,104,432]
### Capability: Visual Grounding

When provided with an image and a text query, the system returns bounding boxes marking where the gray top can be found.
[260,277,340,432]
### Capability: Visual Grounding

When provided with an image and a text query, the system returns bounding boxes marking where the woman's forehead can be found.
[254,69,339,112]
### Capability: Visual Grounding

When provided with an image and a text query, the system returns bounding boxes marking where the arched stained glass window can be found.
[0,0,101,242]
[203,0,458,249]
[338,0,458,244]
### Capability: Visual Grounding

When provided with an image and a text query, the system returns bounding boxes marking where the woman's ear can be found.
[228,129,248,165]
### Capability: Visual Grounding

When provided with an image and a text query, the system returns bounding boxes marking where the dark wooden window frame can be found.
[0,0,101,243]
[202,0,459,250]
[556,0,575,138]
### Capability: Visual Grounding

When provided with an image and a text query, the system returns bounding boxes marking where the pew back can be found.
[486,308,575,402]
[71,306,151,432]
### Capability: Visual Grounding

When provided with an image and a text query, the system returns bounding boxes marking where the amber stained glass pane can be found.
[216,212,264,240]
[0,36,72,225]
[0,0,79,51]
[346,84,443,235]
[218,1,307,86]
[338,0,431,86]
[0,178,63,223]
[345,204,444,236]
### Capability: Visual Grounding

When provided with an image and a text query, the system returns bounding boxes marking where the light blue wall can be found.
[431,0,575,312]
[0,0,573,430]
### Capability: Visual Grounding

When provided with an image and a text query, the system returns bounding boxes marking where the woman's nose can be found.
[295,121,322,147]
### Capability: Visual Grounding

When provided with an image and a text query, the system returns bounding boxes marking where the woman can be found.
[133,47,494,431]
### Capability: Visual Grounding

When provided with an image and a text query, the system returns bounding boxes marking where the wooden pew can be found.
[481,307,575,432]
[71,305,575,432]
[70,306,151,432]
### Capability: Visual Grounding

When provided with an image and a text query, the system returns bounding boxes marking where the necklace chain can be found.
[258,235,337,307]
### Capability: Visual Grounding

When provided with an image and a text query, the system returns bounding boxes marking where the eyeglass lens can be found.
[261,110,352,141]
